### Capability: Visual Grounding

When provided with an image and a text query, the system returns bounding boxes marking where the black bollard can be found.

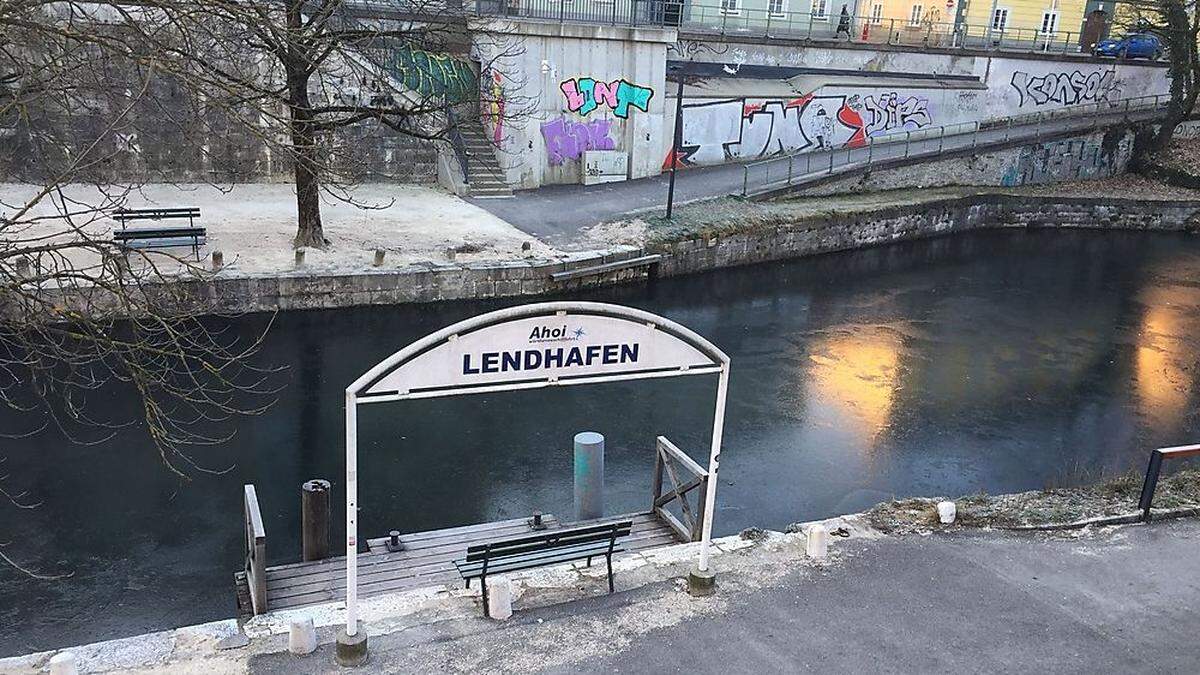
[301,479,331,561]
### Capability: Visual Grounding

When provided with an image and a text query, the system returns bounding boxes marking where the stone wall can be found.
[788,126,1134,196]
[144,194,1200,315]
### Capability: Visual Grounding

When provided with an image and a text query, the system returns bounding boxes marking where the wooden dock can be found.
[234,511,683,619]
[234,436,711,619]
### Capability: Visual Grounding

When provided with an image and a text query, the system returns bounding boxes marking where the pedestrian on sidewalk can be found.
[836,6,853,40]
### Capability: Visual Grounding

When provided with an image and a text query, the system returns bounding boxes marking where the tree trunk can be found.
[1146,0,1198,151]
[286,0,327,249]
[291,117,327,249]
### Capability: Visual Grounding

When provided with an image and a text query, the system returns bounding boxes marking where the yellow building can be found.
[958,0,1090,50]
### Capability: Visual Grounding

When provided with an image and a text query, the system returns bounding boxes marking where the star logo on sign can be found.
[573,327,586,339]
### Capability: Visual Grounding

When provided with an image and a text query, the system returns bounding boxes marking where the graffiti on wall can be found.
[670,92,933,166]
[1000,136,1124,186]
[483,69,506,144]
[863,93,933,136]
[560,78,654,118]
[1010,70,1119,107]
[389,46,477,102]
[1174,121,1200,140]
[541,118,616,165]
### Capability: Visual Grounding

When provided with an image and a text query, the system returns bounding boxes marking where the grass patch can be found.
[866,467,1200,533]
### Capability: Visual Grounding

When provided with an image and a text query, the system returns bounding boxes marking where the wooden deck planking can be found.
[238,511,684,617]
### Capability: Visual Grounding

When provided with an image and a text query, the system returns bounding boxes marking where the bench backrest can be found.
[112,227,206,239]
[114,207,200,221]
[465,521,633,563]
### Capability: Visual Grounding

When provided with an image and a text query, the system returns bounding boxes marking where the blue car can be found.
[1094,33,1163,59]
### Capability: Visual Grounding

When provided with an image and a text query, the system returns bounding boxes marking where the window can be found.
[870,3,883,23]
[1039,10,1058,34]
[990,7,1009,32]
[769,0,787,16]
[720,0,740,14]
[812,0,828,19]
[909,3,923,25]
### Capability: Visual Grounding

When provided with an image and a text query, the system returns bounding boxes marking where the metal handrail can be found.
[1138,444,1200,522]
[740,93,1169,197]
[675,5,1135,57]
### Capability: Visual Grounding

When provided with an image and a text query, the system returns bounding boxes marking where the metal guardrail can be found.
[680,6,1123,55]
[740,93,1169,197]
[471,0,683,27]
[467,0,1151,59]
[1138,444,1200,522]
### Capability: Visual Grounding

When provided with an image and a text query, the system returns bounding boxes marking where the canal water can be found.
[3,228,1200,655]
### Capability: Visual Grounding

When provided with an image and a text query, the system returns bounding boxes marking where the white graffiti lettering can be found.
[863,93,932,135]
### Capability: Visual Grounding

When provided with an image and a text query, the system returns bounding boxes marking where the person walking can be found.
[836,6,853,40]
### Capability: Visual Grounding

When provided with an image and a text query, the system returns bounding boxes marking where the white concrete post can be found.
[49,652,77,675]
[938,501,957,524]
[806,524,828,559]
[486,576,514,620]
[289,618,318,655]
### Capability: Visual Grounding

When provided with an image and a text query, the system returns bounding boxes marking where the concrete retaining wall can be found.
[149,194,1200,314]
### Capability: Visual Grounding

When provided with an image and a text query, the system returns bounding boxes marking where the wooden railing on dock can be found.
[243,484,267,615]
[651,436,709,542]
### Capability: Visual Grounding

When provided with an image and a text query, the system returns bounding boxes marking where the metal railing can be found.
[1138,444,1200,522]
[471,0,683,26]
[741,93,1169,197]
[680,6,1113,55]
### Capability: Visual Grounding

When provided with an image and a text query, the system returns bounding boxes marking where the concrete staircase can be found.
[456,122,513,199]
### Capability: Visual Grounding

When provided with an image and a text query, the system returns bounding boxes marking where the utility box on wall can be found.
[583,151,628,185]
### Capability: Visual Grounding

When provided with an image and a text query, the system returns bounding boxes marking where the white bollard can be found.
[288,617,318,655]
[486,576,514,620]
[49,652,77,675]
[937,501,957,524]
[806,523,828,559]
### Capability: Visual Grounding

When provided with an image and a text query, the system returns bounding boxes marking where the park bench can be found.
[454,520,633,615]
[111,207,206,259]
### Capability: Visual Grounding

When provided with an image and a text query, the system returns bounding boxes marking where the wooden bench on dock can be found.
[111,207,206,259]
[454,520,633,615]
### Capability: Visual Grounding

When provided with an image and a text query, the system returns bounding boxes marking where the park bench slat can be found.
[453,520,633,616]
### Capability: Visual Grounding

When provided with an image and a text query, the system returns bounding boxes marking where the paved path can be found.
[253,518,1200,673]
[469,105,1163,246]
[467,162,746,245]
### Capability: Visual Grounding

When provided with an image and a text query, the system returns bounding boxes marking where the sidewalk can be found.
[471,105,1164,245]
[251,518,1199,674]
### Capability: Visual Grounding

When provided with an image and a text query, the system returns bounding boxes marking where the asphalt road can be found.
[253,518,1200,674]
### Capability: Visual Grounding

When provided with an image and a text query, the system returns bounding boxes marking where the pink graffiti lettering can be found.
[559,80,588,115]
[560,78,654,118]
[541,118,616,165]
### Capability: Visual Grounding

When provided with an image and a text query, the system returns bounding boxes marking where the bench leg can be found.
[586,556,592,567]
[606,553,614,594]
[481,576,490,617]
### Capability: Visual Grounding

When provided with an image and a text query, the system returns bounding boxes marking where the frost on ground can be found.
[578,218,649,249]
[0,182,557,277]
[867,468,1200,534]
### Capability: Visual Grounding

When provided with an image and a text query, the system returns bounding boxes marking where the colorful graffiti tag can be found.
[560,78,654,118]
[483,70,506,144]
[670,92,933,166]
[386,46,477,102]
[541,118,617,165]
[1000,138,1123,186]
[1010,70,1118,107]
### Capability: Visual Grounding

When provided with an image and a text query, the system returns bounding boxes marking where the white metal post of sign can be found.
[341,302,731,637]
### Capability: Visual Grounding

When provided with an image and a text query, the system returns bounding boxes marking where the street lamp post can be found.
[665,71,685,219]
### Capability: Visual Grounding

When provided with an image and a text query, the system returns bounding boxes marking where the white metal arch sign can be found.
[343,302,731,635]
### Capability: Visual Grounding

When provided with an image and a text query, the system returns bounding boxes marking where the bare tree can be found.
[96,0,526,248]
[1118,0,1200,149]
[1,0,278,575]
